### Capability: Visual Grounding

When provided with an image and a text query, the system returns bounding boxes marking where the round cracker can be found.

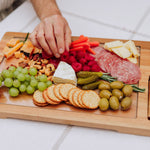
[33,90,48,106]
[65,101,72,106]
[47,85,62,103]
[60,84,76,99]
[43,90,59,105]
[82,91,100,109]
[72,89,83,108]
[54,84,66,101]
[77,91,87,108]
[33,99,48,107]
[68,88,78,106]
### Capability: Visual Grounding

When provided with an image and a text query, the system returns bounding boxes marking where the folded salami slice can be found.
[93,47,141,84]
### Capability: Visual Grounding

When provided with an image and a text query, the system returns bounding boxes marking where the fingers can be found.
[30,15,72,58]
[44,23,59,58]
[36,23,52,55]
[29,28,42,49]
[53,22,65,54]
[65,25,72,51]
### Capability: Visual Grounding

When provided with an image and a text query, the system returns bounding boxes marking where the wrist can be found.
[40,10,61,20]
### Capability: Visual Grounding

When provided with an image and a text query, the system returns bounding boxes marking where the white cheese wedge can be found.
[124,40,139,57]
[53,61,77,86]
[127,57,138,64]
[104,41,123,51]
[111,48,122,57]
[112,47,132,58]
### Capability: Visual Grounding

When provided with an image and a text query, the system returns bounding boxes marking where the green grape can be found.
[17,73,26,82]
[30,76,36,80]
[2,70,7,77]
[25,74,31,81]
[13,79,21,88]
[2,70,13,78]
[9,87,19,97]
[37,82,47,91]
[36,75,40,81]
[0,73,4,81]
[46,81,52,87]
[39,74,47,82]
[19,84,26,92]
[8,66,16,72]
[26,85,35,94]
[0,80,2,86]
[22,68,28,74]
[4,78,13,87]
[16,66,23,72]
[30,79,38,87]
[29,67,37,76]
[13,70,20,79]
[23,81,30,86]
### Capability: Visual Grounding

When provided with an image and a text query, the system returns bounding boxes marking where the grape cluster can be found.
[0,66,52,97]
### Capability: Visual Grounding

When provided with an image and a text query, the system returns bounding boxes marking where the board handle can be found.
[148,76,150,120]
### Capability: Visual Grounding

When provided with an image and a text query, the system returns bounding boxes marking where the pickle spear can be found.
[82,80,103,90]
[77,75,99,85]
[77,71,103,78]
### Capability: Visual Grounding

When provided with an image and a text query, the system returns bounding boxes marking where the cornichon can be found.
[82,80,103,90]
[77,71,103,78]
[77,75,99,85]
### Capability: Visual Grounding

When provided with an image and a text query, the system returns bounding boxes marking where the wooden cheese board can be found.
[0,32,150,136]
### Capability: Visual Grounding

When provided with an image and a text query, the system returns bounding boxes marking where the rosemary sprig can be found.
[23,32,29,43]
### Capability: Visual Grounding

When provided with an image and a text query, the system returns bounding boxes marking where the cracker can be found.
[33,90,48,106]
[43,90,59,105]
[68,88,78,106]
[60,84,76,99]
[33,100,48,107]
[65,101,72,106]
[77,91,87,108]
[47,85,62,103]
[72,89,83,108]
[82,91,100,109]
[54,84,66,101]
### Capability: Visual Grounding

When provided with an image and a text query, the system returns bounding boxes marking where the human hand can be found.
[29,15,72,58]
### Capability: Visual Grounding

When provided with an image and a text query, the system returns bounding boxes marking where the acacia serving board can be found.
[0,32,150,136]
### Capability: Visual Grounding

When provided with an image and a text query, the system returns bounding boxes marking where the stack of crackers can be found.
[33,84,100,109]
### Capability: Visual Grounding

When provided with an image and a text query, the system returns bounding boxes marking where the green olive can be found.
[112,89,124,101]
[98,82,111,90]
[110,81,124,89]
[99,98,109,111]
[99,90,112,99]
[121,97,132,110]
[122,85,133,96]
[109,96,119,110]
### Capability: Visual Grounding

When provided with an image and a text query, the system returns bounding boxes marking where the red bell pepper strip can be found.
[70,42,90,49]
[87,47,96,55]
[89,41,100,47]
[71,36,88,45]
[69,46,85,51]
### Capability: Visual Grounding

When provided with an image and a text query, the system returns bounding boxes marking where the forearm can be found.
[31,0,61,20]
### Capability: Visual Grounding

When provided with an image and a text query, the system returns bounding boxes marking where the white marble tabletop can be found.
[0,0,150,150]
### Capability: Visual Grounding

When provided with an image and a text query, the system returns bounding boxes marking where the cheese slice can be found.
[112,47,132,58]
[127,57,138,64]
[104,41,123,51]
[124,40,139,57]
[53,61,77,86]
[4,42,23,58]
[7,38,20,47]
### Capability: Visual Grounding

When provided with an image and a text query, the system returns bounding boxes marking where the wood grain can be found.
[0,32,150,137]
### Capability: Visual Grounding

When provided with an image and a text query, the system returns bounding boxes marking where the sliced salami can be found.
[93,47,141,84]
